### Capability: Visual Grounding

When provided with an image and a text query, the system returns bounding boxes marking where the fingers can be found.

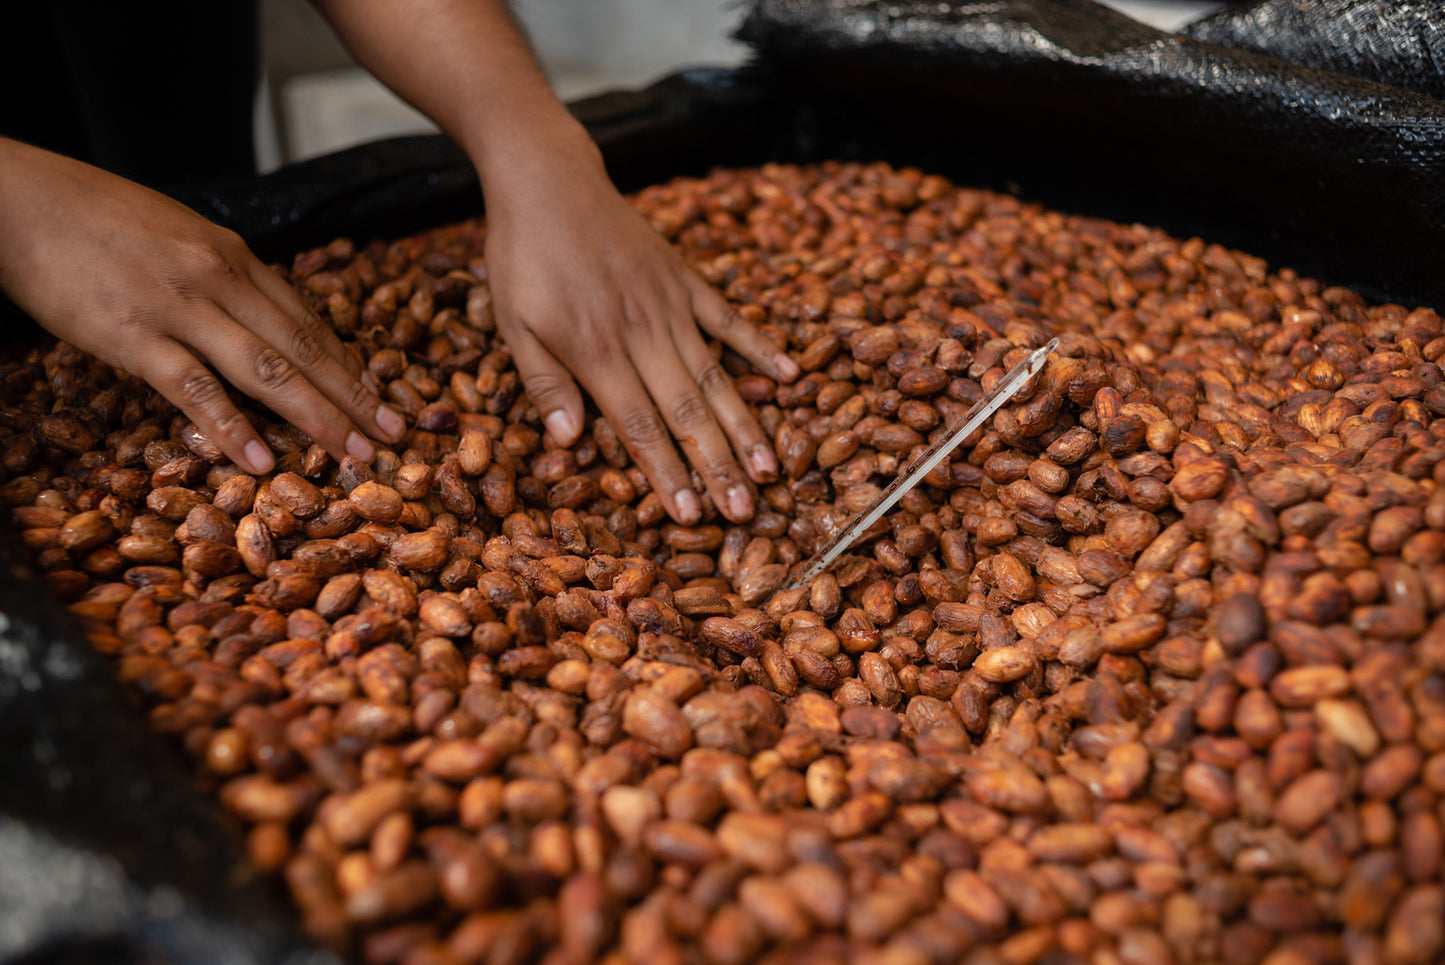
[635,344,757,523]
[181,306,382,467]
[581,354,704,525]
[129,333,276,475]
[589,279,760,524]
[504,321,587,446]
[237,259,406,444]
[673,328,778,486]
[688,274,800,383]
[502,275,779,524]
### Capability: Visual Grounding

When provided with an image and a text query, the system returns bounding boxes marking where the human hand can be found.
[0,139,404,475]
[480,138,799,525]
[309,0,794,521]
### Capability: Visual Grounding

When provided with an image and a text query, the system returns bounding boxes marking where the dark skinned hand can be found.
[0,138,405,474]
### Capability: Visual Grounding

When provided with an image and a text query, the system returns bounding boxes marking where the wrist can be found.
[465,109,606,206]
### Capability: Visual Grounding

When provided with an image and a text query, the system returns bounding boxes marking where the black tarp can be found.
[3,2,1442,961]
[1185,0,1445,102]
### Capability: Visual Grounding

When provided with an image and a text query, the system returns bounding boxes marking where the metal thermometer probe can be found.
[780,337,1059,593]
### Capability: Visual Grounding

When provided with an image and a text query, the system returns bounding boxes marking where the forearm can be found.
[313,0,600,195]
[0,138,69,287]
[0,139,45,338]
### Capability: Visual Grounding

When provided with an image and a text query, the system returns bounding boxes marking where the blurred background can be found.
[256,0,1224,172]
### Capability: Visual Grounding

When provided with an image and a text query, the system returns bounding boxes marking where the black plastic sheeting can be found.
[1186,0,1445,102]
[175,135,479,266]
[4,4,1444,961]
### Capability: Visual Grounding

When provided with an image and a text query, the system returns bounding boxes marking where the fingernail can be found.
[749,445,778,478]
[361,371,381,396]
[544,410,578,444]
[674,489,701,524]
[376,405,405,440]
[345,430,375,463]
[727,485,753,519]
[243,440,274,475]
[776,355,800,380]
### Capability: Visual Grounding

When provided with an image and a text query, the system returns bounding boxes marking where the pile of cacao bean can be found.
[2,161,1443,965]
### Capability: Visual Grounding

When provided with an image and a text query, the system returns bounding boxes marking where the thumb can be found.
[505,321,586,446]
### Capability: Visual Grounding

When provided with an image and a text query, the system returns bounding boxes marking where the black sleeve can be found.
[1,2,260,189]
